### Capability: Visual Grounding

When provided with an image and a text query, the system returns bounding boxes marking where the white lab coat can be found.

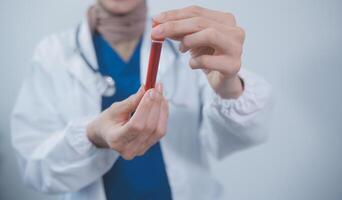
[11,17,272,200]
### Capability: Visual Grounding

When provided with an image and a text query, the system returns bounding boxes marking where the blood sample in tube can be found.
[145,40,163,90]
[145,22,164,90]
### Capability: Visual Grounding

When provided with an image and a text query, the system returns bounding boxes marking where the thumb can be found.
[117,85,145,113]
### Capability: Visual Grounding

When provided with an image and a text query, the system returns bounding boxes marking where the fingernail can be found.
[149,89,156,100]
[189,58,199,67]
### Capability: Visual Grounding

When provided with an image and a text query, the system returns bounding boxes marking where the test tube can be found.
[145,22,164,90]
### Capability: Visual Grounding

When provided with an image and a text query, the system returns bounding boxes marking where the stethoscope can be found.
[75,24,116,97]
[75,23,188,107]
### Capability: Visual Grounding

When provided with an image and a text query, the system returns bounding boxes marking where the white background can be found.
[1,0,341,199]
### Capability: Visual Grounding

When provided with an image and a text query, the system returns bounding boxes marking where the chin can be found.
[99,0,145,15]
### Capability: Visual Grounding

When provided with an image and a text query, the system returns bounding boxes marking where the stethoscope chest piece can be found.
[96,73,116,97]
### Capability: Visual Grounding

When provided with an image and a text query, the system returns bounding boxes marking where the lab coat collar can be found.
[69,15,179,98]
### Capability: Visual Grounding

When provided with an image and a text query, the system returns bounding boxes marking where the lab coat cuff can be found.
[65,115,98,156]
[211,68,272,125]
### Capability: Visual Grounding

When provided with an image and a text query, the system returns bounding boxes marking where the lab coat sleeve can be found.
[11,53,118,194]
[199,68,273,160]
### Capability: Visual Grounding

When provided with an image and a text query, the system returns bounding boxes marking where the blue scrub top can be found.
[93,33,172,200]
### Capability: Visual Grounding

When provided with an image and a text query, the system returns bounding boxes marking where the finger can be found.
[139,83,163,135]
[152,17,219,40]
[126,88,158,129]
[178,28,227,53]
[137,98,169,156]
[153,6,236,26]
[189,55,241,76]
[114,85,145,113]
[119,136,140,160]
[132,92,162,155]
[146,98,169,150]
[159,98,169,134]
[122,88,163,156]
[115,85,163,160]
[120,143,137,160]
[116,129,140,160]
[135,83,164,155]
[118,124,151,160]
[181,26,245,54]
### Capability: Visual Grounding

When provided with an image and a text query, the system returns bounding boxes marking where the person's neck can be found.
[88,2,147,61]
[112,36,141,62]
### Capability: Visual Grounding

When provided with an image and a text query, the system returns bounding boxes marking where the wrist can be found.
[216,76,244,99]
